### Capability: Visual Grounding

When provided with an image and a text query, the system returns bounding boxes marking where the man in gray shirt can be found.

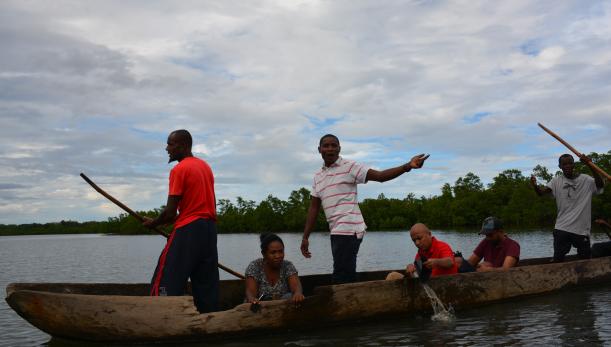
[531,153,605,262]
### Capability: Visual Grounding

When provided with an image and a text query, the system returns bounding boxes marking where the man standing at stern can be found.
[143,129,219,313]
[531,154,605,262]
[301,134,429,284]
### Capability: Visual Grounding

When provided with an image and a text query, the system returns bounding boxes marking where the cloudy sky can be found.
[1,0,610,224]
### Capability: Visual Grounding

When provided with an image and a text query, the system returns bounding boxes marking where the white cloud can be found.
[0,0,609,223]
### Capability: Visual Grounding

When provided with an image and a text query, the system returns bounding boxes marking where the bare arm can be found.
[500,256,518,270]
[580,155,605,189]
[530,176,552,196]
[142,195,181,228]
[595,219,611,229]
[479,256,518,272]
[424,257,454,269]
[245,277,259,304]
[366,154,429,183]
[467,254,481,267]
[301,197,321,258]
[287,274,305,304]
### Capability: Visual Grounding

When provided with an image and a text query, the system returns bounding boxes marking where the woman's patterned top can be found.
[245,258,298,299]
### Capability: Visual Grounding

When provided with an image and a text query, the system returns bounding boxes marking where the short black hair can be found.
[171,129,192,149]
[319,134,339,146]
[260,233,284,253]
[558,153,573,165]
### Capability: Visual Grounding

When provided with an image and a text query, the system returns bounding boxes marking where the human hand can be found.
[408,154,430,170]
[300,238,311,258]
[142,217,155,228]
[579,154,592,165]
[406,264,416,275]
[291,293,305,305]
[477,262,494,272]
[423,258,436,269]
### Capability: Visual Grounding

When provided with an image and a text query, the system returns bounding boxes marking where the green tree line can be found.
[1,151,609,236]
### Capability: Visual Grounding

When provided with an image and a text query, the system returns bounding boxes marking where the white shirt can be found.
[311,157,370,238]
[547,174,603,236]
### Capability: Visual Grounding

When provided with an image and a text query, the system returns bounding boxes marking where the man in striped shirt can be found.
[301,134,429,284]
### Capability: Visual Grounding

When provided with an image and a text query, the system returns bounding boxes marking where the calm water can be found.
[1,230,610,346]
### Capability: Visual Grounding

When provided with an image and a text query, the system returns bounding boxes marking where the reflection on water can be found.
[1,231,611,346]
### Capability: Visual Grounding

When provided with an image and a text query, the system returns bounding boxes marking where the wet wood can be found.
[5,256,611,342]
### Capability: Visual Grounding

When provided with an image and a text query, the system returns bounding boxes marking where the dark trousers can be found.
[151,218,220,313]
[330,234,362,284]
[592,241,611,258]
[553,229,591,262]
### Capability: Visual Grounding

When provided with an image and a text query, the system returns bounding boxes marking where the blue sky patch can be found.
[463,112,492,124]
[520,39,541,56]
[303,113,345,131]
[170,57,238,80]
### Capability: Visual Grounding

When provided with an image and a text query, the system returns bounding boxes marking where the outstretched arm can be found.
[530,176,552,196]
[301,197,321,258]
[366,154,429,182]
[142,195,181,228]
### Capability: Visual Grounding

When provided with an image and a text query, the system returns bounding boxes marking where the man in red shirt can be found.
[387,223,457,280]
[457,216,520,272]
[405,223,458,279]
[143,129,219,313]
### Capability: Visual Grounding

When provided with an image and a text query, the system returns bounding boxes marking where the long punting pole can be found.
[537,123,611,181]
[80,173,245,280]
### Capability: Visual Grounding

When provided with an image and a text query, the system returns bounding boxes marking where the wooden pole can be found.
[80,173,245,279]
[537,123,611,181]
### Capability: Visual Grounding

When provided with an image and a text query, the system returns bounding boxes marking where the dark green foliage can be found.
[1,151,609,236]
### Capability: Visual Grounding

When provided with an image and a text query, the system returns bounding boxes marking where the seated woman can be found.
[245,233,305,305]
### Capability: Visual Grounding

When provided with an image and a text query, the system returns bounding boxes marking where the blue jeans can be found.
[330,234,362,284]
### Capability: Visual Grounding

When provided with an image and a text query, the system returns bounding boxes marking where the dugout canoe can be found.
[6,255,611,343]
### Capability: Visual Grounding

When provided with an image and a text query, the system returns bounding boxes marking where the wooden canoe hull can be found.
[6,256,611,342]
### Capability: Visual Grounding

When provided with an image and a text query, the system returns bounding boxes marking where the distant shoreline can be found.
[3,228,609,237]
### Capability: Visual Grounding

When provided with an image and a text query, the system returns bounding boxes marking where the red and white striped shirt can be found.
[311,157,370,238]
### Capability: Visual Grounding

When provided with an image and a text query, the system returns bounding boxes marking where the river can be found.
[1,230,610,346]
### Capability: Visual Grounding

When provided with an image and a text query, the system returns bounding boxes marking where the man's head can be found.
[558,154,575,178]
[479,216,505,244]
[166,129,193,163]
[410,223,433,251]
[318,134,341,167]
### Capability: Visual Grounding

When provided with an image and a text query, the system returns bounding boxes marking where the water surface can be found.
[1,230,610,346]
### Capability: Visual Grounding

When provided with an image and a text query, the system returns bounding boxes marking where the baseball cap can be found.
[480,216,503,235]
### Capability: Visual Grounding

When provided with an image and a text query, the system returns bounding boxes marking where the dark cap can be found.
[480,216,503,235]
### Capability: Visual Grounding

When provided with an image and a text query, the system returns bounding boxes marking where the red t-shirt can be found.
[168,156,216,229]
[473,236,520,268]
[415,237,458,277]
